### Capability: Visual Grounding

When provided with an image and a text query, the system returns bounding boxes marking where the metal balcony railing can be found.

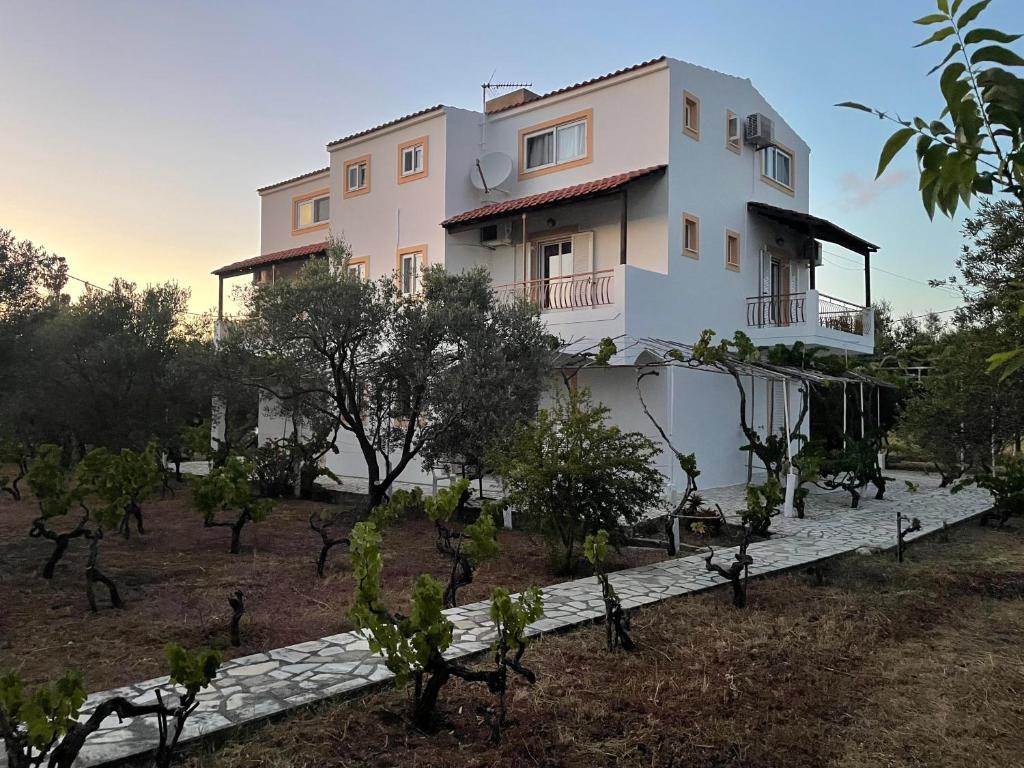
[494,269,614,311]
[818,292,866,335]
[746,292,807,327]
[747,291,867,337]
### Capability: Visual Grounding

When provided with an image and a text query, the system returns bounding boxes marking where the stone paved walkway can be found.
[6,471,990,767]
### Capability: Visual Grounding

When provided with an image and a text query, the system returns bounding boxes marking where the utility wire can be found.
[65,271,219,317]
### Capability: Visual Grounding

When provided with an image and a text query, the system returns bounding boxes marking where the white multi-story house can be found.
[214,56,878,492]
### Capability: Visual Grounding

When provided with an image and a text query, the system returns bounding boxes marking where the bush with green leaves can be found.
[742,477,784,536]
[349,519,543,734]
[251,438,299,499]
[26,445,127,610]
[812,436,891,509]
[0,644,219,768]
[954,455,1024,526]
[583,529,635,652]
[76,442,162,539]
[490,386,663,575]
[192,457,272,554]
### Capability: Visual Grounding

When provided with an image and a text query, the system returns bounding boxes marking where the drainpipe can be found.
[522,212,528,283]
[619,189,628,265]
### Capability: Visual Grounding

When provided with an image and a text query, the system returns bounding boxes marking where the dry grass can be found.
[183,521,1024,768]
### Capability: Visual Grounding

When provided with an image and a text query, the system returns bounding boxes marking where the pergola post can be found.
[860,383,865,438]
[217,275,224,323]
[782,377,797,518]
[842,383,848,449]
[864,250,872,307]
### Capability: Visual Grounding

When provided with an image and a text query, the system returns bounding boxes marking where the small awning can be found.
[747,202,878,256]
[212,241,328,278]
[441,165,667,229]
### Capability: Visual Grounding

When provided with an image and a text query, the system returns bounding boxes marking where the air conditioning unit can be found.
[480,221,514,248]
[807,240,823,267]
[745,113,774,149]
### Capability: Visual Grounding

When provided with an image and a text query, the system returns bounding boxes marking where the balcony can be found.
[745,289,874,354]
[494,269,615,311]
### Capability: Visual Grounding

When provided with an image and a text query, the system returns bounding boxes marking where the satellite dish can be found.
[470,152,513,192]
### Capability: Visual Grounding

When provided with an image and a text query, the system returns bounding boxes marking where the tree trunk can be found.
[119,502,144,539]
[46,697,169,768]
[228,510,252,555]
[43,535,71,579]
[413,663,451,729]
[85,536,123,612]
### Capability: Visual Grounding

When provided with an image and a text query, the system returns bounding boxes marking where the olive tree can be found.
[899,326,1022,483]
[220,239,549,514]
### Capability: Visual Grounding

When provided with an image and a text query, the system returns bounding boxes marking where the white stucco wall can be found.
[259,172,331,255]
[325,110,449,280]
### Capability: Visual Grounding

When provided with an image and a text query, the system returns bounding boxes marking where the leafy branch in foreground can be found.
[584,530,636,652]
[838,0,1024,217]
[0,645,219,768]
[349,519,542,737]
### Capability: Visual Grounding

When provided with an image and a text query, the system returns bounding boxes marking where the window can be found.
[683,213,700,258]
[344,155,370,198]
[518,109,593,178]
[726,230,741,271]
[683,91,700,140]
[292,189,330,233]
[761,145,794,192]
[346,257,368,280]
[397,137,428,183]
[726,110,741,154]
[396,246,427,296]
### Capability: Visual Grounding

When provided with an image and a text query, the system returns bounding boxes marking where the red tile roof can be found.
[256,167,330,194]
[213,241,329,277]
[441,165,667,228]
[327,105,446,149]
[486,57,668,115]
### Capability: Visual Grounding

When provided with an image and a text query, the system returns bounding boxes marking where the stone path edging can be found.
[1,472,992,767]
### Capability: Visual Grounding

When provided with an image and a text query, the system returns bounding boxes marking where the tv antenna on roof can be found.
[481,72,532,149]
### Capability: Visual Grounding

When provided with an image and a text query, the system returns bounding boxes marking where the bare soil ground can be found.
[0,480,661,691]
[184,520,1024,768]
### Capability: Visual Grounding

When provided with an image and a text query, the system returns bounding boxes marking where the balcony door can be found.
[770,253,791,326]
[532,232,594,309]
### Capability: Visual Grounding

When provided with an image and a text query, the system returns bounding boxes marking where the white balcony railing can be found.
[494,269,614,311]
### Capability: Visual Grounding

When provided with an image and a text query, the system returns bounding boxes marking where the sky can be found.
[2,0,1023,319]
